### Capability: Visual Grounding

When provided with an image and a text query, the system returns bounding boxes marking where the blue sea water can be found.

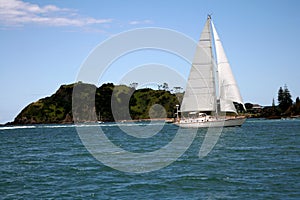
[0,119,299,199]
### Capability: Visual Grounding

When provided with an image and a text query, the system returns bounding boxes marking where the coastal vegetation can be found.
[9,83,299,125]
[11,82,182,124]
[245,85,300,119]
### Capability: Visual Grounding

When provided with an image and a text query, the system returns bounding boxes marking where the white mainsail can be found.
[211,21,245,113]
[180,17,216,112]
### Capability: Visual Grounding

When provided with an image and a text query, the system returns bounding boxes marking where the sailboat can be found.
[176,15,246,128]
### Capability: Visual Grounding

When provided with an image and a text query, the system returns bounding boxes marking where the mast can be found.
[208,15,220,117]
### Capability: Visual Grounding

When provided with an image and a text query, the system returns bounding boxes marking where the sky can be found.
[1,0,300,124]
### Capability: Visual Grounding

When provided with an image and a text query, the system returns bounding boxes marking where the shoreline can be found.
[3,115,300,126]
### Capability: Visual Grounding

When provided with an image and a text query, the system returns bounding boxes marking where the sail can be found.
[181,17,216,112]
[211,21,245,113]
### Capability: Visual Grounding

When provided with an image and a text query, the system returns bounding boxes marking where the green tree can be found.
[245,103,253,110]
[162,83,169,91]
[296,97,299,104]
[278,87,284,106]
[278,85,293,113]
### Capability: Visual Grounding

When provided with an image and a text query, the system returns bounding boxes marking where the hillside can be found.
[13,84,74,124]
[10,82,182,124]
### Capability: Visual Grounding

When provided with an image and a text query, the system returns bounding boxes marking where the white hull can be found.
[175,117,246,128]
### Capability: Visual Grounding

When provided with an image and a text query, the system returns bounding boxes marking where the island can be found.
[9,82,182,124]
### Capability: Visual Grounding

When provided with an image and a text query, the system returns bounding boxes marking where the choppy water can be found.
[0,119,299,199]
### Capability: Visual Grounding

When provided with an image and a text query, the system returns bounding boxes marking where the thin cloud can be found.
[0,0,112,27]
[129,20,153,25]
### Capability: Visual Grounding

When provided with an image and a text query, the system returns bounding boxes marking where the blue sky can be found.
[1,0,300,124]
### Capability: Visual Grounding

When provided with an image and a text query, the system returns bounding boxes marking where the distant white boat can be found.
[175,15,246,128]
[97,112,104,124]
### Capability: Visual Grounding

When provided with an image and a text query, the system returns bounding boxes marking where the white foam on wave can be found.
[41,124,76,128]
[0,122,168,130]
[0,124,75,130]
[0,125,36,130]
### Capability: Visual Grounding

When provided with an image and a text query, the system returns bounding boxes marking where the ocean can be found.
[0,119,299,199]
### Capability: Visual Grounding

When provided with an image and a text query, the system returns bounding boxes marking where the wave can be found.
[0,124,75,130]
[226,146,272,151]
[0,122,170,130]
[0,125,36,130]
